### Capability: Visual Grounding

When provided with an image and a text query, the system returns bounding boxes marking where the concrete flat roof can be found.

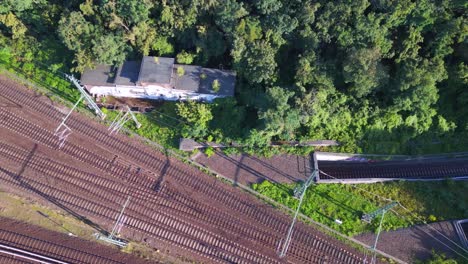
[115,61,140,86]
[80,65,116,86]
[137,56,174,84]
[172,64,202,91]
[199,68,236,96]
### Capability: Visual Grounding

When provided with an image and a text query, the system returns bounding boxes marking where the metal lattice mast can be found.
[108,106,141,135]
[370,211,386,264]
[361,202,397,264]
[95,196,131,247]
[361,202,397,223]
[278,169,318,258]
[54,124,72,149]
[293,169,318,198]
[54,95,83,149]
[65,74,106,119]
[109,196,131,239]
[126,106,141,129]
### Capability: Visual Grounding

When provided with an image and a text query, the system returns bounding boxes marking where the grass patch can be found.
[252,180,468,236]
[103,104,181,150]
[122,241,202,263]
[0,189,95,237]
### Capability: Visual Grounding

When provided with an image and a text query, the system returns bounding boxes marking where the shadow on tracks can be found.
[151,149,170,192]
[1,143,107,235]
[0,93,23,109]
[4,64,79,104]
[214,152,293,193]
[247,154,312,181]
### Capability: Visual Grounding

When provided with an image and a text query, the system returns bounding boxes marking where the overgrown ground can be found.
[103,104,181,150]
[0,189,182,263]
[3,61,467,238]
[252,180,468,236]
[0,189,95,238]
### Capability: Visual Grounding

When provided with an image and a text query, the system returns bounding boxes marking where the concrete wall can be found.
[89,85,223,102]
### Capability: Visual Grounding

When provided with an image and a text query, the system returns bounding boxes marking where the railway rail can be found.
[317,160,468,183]
[0,77,366,263]
[0,229,125,264]
[0,109,363,263]
[0,140,282,264]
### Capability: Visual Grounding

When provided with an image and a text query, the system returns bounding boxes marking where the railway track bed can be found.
[0,217,154,264]
[0,74,368,263]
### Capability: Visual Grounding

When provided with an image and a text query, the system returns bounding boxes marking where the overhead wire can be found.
[272,153,395,202]
[314,168,468,260]
[398,203,468,257]
[19,57,468,260]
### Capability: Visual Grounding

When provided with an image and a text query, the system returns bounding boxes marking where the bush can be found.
[176,50,195,64]
[204,146,215,157]
[415,250,459,264]
[252,180,468,236]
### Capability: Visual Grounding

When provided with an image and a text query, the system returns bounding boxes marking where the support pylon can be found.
[108,106,141,135]
[54,95,83,149]
[361,202,397,264]
[54,124,72,149]
[95,196,131,247]
[65,74,106,119]
[278,169,318,258]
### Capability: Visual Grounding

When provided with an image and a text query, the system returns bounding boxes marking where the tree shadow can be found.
[220,153,301,182]
[214,153,292,193]
[311,188,362,215]
[151,150,171,192]
[408,223,459,260]
[0,93,23,108]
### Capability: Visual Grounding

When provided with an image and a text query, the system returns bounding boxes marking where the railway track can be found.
[0,252,36,264]
[0,78,365,263]
[0,129,347,264]
[0,110,363,263]
[0,141,282,264]
[0,229,123,264]
[317,160,468,181]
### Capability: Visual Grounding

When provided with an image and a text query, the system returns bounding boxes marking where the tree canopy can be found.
[1,0,467,155]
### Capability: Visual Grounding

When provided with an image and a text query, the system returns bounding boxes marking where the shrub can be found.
[177,66,185,76]
[176,50,195,64]
[204,146,215,157]
[212,79,220,92]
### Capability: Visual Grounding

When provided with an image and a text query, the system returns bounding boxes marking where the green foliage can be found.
[204,146,215,157]
[176,66,184,76]
[0,0,466,156]
[212,79,220,92]
[176,101,213,139]
[105,107,180,149]
[151,36,174,56]
[92,34,127,65]
[258,87,300,141]
[342,47,388,98]
[415,251,460,264]
[0,12,28,39]
[254,0,283,15]
[0,0,35,14]
[176,50,195,64]
[0,47,12,64]
[253,180,468,236]
[210,98,246,141]
[235,40,277,84]
[214,0,248,36]
[115,0,152,26]
[58,11,93,55]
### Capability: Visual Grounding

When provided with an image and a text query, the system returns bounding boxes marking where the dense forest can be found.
[1,0,467,154]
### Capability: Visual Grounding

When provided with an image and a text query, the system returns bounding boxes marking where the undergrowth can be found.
[252,180,468,236]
